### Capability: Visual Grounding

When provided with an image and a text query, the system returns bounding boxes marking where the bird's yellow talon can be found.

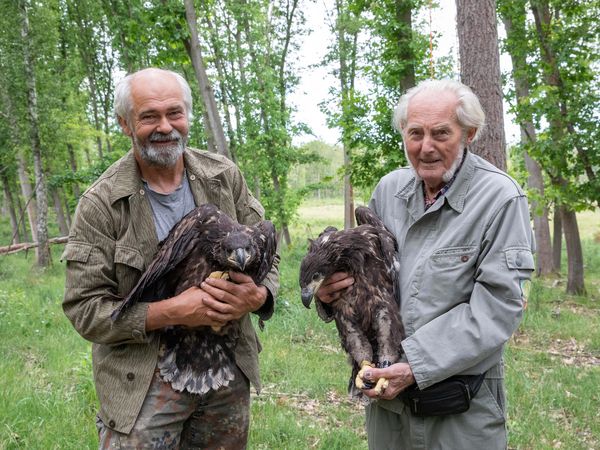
[355,360,375,390]
[208,271,230,280]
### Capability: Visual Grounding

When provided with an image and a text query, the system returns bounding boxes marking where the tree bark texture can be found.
[455,0,506,170]
[552,208,562,271]
[560,205,585,295]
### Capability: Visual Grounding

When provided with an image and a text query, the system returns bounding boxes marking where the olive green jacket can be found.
[62,148,279,434]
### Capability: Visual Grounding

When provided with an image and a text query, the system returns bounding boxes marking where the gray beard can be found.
[135,130,186,168]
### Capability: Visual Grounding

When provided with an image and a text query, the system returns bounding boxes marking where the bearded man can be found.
[62,68,279,449]
[316,79,535,449]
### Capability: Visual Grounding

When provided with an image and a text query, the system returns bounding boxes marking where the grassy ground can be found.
[0,202,598,449]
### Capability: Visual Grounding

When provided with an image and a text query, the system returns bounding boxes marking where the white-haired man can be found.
[63,68,279,449]
[316,79,534,449]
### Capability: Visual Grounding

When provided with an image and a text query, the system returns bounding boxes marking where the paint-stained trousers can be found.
[97,367,250,449]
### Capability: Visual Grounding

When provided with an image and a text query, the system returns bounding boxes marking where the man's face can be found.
[120,73,189,167]
[402,91,474,192]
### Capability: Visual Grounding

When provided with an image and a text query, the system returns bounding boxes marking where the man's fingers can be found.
[324,271,350,285]
[227,271,252,283]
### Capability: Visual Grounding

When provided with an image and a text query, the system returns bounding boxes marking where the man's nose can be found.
[156,115,173,134]
[421,133,435,152]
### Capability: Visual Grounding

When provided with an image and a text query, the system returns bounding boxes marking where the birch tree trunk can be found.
[456,0,506,170]
[20,0,50,267]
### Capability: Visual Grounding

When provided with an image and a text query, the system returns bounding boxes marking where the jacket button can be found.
[461,255,469,262]
[108,420,116,428]
[127,372,135,381]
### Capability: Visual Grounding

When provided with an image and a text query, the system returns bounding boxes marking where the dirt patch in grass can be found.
[512,330,600,368]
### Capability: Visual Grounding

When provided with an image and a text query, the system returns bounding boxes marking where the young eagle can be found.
[299,206,404,396]
[112,203,276,395]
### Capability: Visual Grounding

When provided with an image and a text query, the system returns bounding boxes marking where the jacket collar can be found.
[394,150,476,215]
[108,147,229,205]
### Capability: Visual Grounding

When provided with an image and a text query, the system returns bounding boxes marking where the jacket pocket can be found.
[61,241,93,263]
[114,246,145,296]
[114,246,145,271]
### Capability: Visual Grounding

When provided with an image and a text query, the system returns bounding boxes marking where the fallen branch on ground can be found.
[0,236,68,255]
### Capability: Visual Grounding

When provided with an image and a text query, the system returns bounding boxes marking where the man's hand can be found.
[316,272,354,304]
[361,362,415,400]
[200,271,268,323]
[146,286,226,331]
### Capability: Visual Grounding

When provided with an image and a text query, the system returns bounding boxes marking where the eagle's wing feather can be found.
[253,220,277,284]
[112,204,221,320]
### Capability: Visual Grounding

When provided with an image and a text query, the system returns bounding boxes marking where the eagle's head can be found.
[217,228,257,272]
[299,227,341,308]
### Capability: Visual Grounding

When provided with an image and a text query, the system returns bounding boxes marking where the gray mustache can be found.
[149,130,182,142]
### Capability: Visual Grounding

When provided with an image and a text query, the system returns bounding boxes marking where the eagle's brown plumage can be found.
[299,206,404,395]
[112,203,277,395]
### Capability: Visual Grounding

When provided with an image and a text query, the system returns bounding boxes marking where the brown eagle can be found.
[112,203,277,395]
[299,206,404,395]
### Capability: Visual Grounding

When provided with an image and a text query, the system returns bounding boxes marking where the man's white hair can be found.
[113,68,193,125]
[392,79,486,142]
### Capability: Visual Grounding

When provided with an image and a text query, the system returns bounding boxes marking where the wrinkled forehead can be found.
[406,90,460,125]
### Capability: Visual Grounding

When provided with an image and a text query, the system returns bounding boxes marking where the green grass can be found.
[0,207,599,449]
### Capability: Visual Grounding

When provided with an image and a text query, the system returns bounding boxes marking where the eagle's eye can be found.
[312,273,321,281]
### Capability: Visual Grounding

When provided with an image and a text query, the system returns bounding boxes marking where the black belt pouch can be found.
[402,374,485,417]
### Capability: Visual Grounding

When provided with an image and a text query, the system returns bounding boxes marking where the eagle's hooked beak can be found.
[301,287,315,308]
[234,248,248,270]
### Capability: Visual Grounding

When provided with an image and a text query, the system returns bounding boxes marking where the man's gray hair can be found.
[392,79,486,142]
[114,68,193,124]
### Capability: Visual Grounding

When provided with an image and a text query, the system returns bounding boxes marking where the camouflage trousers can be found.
[97,367,250,450]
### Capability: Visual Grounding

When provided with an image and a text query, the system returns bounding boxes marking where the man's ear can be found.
[118,116,133,137]
[466,128,477,144]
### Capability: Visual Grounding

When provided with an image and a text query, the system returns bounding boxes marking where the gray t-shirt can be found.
[144,171,196,242]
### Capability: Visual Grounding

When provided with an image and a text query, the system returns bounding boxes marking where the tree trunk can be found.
[524,152,554,275]
[67,143,81,199]
[343,146,355,230]
[20,0,50,267]
[560,205,585,294]
[501,11,554,275]
[455,0,506,170]
[52,188,70,236]
[552,208,562,272]
[1,172,21,244]
[183,0,231,160]
[17,151,37,242]
[395,0,415,92]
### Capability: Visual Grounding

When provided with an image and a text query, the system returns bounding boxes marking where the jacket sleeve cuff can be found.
[254,284,275,321]
[402,336,432,389]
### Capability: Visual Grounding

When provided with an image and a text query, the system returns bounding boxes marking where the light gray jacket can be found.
[371,151,534,386]
[366,151,534,448]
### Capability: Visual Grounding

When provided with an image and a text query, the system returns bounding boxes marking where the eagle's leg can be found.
[208,271,230,332]
[373,306,403,369]
[334,315,374,390]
